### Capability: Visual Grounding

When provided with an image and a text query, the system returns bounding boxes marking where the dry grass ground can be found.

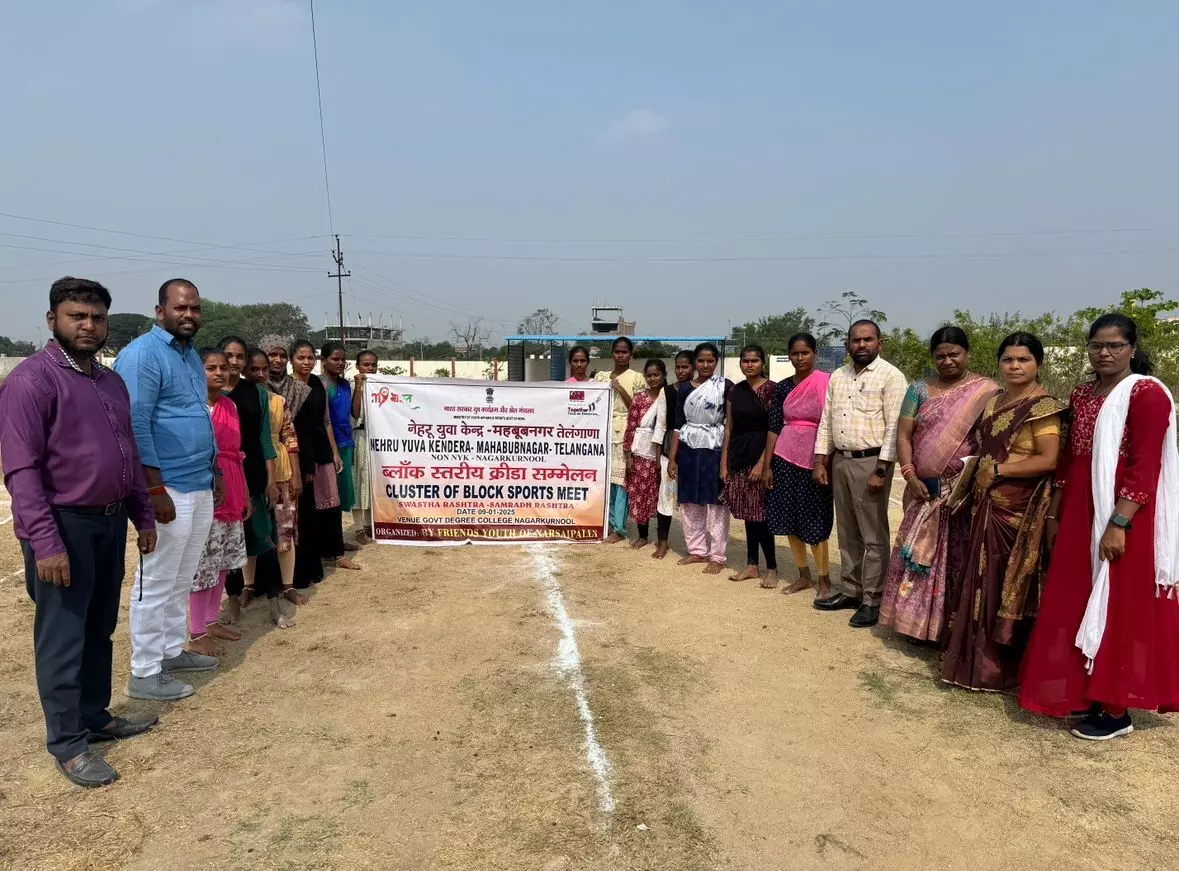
[1,490,1177,870]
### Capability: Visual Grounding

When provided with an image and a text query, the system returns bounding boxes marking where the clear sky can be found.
[2,1,1177,345]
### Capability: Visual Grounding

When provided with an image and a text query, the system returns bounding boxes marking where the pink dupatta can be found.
[774,371,831,469]
[899,376,996,572]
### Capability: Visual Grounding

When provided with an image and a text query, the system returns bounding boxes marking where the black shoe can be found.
[88,714,159,743]
[813,593,861,612]
[1070,712,1134,741]
[849,604,880,628]
[55,750,120,788]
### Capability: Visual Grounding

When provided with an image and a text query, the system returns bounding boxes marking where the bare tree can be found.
[449,317,491,359]
[517,307,560,336]
[816,291,888,346]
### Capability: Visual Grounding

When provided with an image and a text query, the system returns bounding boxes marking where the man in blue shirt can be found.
[114,279,223,701]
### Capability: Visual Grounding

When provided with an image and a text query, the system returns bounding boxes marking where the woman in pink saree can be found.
[880,327,996,643]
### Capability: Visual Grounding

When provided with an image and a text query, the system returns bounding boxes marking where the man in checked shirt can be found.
[811,320,908,628]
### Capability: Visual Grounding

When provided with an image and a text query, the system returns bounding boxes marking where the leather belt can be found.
[835,447,882,459]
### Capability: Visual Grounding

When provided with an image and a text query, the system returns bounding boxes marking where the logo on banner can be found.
[485,387,495,405]
[569,390,585,402]
[372,386,420,410]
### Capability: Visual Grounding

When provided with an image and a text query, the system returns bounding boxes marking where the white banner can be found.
[364,376,613,545]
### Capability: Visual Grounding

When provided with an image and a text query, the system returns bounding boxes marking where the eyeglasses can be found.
[1086,341,1131,354]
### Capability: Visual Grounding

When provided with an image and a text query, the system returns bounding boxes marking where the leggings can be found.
[636,513,672,542]
[225,549,283,600]
[744,521,777,569]
[787,536,830,576]
[189,571,226,637]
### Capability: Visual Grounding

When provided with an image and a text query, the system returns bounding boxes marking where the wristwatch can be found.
[1110,513,1132,530]
[872,466,889,479]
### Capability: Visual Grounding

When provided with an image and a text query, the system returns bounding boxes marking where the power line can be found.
[346,226,1169,246]
[308,0,334,235]
[345,247,1179,264]
[0,210,329,252]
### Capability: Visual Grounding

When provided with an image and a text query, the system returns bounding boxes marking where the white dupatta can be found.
[679,375,727,450]
[1076,375,1179,672]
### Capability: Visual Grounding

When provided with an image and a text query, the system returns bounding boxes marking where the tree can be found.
[816,291,887,346]
[0,335,37,356]
[517,307,559,336]
[633,341,684,358]
[106,313,153,351]
[449,318,490,359]
[1069,288,1179,391]
[729,308,816,355]
[881,327,929,381]
[199,300,312,346]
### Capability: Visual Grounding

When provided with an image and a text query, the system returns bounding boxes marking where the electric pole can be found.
[329,233,350,353]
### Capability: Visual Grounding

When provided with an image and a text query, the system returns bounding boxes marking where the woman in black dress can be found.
[722,345,777,585]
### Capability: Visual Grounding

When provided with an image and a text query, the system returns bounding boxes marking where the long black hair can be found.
[694,341,721,361]
[1089,313,1153,376]
[929,325,970,354]
[996,332,1045,366]
[788,332,818,352]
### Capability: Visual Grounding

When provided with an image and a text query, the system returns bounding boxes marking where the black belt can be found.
[56,501,124,516]
[835,447,882,459]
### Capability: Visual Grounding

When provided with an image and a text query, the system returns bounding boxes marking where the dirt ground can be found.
[1,488,1177,871]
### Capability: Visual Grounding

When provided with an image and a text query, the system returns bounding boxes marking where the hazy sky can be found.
[3,1,1178,345]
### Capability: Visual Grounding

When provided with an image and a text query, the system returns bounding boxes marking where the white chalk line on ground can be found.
[526,543,616,815]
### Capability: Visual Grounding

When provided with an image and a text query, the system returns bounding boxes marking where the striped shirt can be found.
[814,356,908,462]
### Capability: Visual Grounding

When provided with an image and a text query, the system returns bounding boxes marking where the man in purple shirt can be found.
[0,278,159,789]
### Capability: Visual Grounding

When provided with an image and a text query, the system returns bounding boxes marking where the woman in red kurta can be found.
[1018,314,1179,739]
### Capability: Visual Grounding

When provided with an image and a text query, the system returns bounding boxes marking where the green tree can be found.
[816,291,887,346]
[1068,288,1179,391]
[881,327,929,381]
[106,313,153,351]
[729,308,815,354]
[199,300,312,346]
[0,335,37,356]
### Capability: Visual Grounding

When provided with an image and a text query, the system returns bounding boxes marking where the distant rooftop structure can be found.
[323,312,403,347]
[590,305,635,336]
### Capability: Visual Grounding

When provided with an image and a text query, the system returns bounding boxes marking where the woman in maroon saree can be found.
[941,333,1065,692]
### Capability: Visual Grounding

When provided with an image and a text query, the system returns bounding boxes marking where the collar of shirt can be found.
[150,323,194,353]
[845,356,882,377]
[44,340,102,378]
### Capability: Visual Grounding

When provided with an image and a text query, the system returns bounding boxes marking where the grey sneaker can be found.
[162,651,220,673]
[127,672,195,701]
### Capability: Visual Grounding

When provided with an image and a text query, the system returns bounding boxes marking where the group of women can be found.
[184,338,379,657]
[582,315,1179,741]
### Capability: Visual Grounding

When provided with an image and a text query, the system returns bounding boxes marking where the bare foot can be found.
[678,555,707,566]
[703,561,725,575]
[652,542,670,560]
[222,596,242,626]
[284,587,310,606]
[354,531,370,546]
[729,565,760,582]
[816,575,833,599]
[271,597,297,629]
[335,557,361,571]
[240,588,256,610]
[783,576,813,594]
[189,635,222,657]
[631,538,649,550]
[342,540,361,552]
[604,532,624,544]
[760,569,780,589]
[206,622,241,642]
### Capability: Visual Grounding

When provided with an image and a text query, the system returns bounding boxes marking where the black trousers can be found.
[637,513,673,542]
[22,507,128,762]
[745,520,777,570]
[225,549,282,600]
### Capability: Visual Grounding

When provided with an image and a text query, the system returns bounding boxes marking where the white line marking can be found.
[527,543,616,815]
[0,516,12,527]
[1,569,24,585]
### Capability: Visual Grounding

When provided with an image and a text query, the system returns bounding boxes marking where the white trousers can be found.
[129,488,214,678]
